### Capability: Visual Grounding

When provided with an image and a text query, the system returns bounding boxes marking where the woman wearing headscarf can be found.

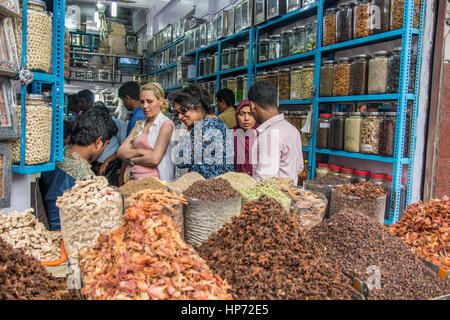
[232,99,259,176]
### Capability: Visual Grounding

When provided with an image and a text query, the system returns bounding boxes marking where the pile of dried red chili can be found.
[388,196,450,270]
[79,202,232,300]
[0,237,77,300]
[196,196,355,300]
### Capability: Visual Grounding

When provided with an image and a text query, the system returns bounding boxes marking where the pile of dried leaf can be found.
[0,237,77,300]
[388,197,449,270]
[197,196,355,300]
[79,203,232,300]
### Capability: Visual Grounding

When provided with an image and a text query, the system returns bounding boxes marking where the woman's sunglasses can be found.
[174,103,198,117]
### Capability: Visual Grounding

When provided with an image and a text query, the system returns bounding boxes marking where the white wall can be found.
[2,173,31,214]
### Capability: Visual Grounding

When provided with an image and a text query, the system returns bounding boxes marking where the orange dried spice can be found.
[388,196,450,270]
[79,203,232,300]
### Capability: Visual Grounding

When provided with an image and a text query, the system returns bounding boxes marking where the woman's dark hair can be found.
[63,119,74,140]
[169,84,213,115]
[248,81,278,110]
[118,81,140,101]
[70,109,118,146]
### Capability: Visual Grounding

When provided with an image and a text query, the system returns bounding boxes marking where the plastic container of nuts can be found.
[353,1,372,39]
[360,112,381,155]
[12,94,52,165]
[323,8,337,46]
[333,57,352,96]
[15,0,53,72]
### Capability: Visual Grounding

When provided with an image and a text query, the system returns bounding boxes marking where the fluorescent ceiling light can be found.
[111,1,117,17]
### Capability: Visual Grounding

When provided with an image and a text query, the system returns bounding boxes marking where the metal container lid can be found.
[333,112,347,116]
[374,50,391,56]
[27,94,45,100]
[279,68,290,72]
[349,112,362,116]
[339,2,356,8]
[267,70,278,74]
[384,112,397,116]
[325,8,338,14]
[365,112,381,116]
[393,47,402,52]
[282,30,293,35]
[303,63,315,68]
[323,60,335,64]
[337,57,351,62]
[354,54,370,59]
[270,34,281,39]
[229,48,237,53]
[259,39,270,43]
[29,0,47,9]
[258,71,268,75]
[237,45,245,50]
[291,66,303,70]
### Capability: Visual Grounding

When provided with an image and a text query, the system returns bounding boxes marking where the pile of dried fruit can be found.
[0,209,61,261]
[120,177,167,195]
[79,203,232,300]
[167,172,205,195]
[0,237,77,300]
[197,196,355,300]
[308,209,450,300]
[183,178,241,201]
[388,197,449,270]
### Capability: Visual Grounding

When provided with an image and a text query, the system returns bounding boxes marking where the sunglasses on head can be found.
[174,103,198,117]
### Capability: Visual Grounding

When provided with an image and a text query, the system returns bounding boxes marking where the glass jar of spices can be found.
[368,51,390,94]
[244,43,249,65]
[360,112,381,155]
[290,66,303,100]
[320,60,335,97]
[390,0,422,30]
[317,113,332,149]
[237,45,245,67]
[354,1,372,39]
[336,2,355,43]
[306,22,317,51]
[256,71,268,82]
[302,63,315,99]
[199,58,205,76]
[221,48,230,70]
[330,112,347,151]
[344,112,362,153]
[292,26,306,54]
[354,170,371,183]
[350,54,370,95]
[205,57,212,75]
[370,173,387,187]
[316,163,331,178]
[259,39,270,63]
[278,68,291,101]
[227,78,237,96]
[379,112,397,157]
[334,57,352,96]
[221,78,228,90]
[323,8,337,46]
[229,48,237,69]
[269,35,281,60]
[329,165,342,176]
[340,168,355,181]
[281,30,293,58]
[267,71,279,93]
[243,77,248,99]
[236,76,244,102]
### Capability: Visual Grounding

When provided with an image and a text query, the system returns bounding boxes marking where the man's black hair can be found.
[216,88,235,107]
[248,81,278,110]
[68,94,79,105]
[118,81,140,101]
[77,89,95,105]
[170,84,214,115]
[92,101,110,115]
[70,109,118,146]
[63,119,74,140]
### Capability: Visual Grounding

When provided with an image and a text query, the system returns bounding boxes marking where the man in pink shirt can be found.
[248,81,304,185]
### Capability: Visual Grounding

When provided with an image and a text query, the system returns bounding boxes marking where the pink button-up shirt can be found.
[253,114,303,185]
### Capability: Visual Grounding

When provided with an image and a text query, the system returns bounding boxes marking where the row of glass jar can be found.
[258,22,318,63]
[155,68,179,88]
[256,64,315,101]
[284,111,312,148]
[320,50,417,97]
[221,76,248,102]
[316,111,407,157]
[316,164,406,220]
[221,44,251,71]
[322,0,422,47]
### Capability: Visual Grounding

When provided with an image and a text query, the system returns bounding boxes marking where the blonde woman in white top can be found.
[118,82,175,182]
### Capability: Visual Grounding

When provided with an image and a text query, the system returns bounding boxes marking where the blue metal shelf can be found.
[15,0,65,175]
[148,63,177,75]
[147,37,184,59]
[315,148,409,164]
[219,66,249,75]
[255,51,316,69]
[302,147,311,153]
[197,73,217,80]
[280,100,313,105]
[317,94,415,103]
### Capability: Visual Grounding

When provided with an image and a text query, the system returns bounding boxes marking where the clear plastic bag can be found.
[184,197,242,246]
[290,188,328,231]
[329,190,386,224]
[304,180,349,218]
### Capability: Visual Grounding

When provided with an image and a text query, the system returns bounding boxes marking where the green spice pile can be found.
[197,197,355,300]
[167,172,205,195]
[217,172,257,191]
[240,185,291,211]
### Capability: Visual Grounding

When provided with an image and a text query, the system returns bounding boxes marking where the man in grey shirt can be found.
[92,102,127,186]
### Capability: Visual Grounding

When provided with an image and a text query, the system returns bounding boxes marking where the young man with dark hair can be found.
[91,101,127,186]
[75,89,95,121]
[118,81,146,136]
[39,109,118,231]
[216,88,237,128]
[248,81,303,185]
